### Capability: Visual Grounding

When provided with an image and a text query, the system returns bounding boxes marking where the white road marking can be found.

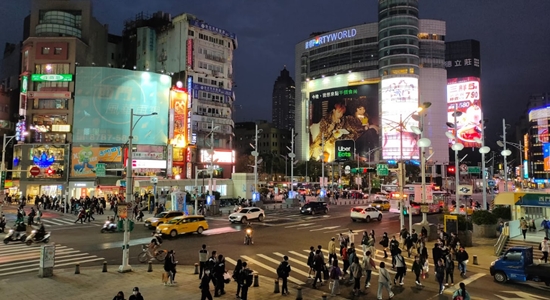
[241,255,305,285]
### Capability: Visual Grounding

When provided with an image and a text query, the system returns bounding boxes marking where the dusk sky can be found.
[2,0,550,144]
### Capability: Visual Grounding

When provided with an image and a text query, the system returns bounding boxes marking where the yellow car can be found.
[156,215,209,237]
[372,200,391,211]
[144,211,184,229]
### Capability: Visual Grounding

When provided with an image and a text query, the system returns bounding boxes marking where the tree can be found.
[235,154,255,173]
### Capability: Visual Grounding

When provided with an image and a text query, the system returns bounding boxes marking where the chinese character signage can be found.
[193,83,233,98]
[309,84,379,162]
[31,74,73,82]
[380,77,419,160]
[73,67,170,145]
[169,88,188,148]
[71,146,122,178]
[447,77,482,148]
[189,20,237,40]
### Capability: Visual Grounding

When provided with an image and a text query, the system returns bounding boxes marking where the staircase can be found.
[501,239,544,258]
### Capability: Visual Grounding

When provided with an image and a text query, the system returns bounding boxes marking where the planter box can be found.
[457,230,473,247]
[473,223,497,238]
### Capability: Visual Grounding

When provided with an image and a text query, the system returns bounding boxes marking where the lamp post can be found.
[501,119,510,191]
[251,124,262,200]
[1,134,22,217]
[194,167,207,214]
[288,128,297,197]
[411,102,432,224]
[497,139,523,189]
[120,108,157,273]
[320,133,325,194]
[446,109,464,214]
[206,121,219,206]
[474,118,491,210]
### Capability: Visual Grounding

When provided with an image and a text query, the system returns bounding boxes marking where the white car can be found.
[229,207,265,223]
[350,206,383,222]
[372,192,388,200]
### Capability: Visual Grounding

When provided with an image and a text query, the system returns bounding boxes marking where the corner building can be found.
[295,0,448,181]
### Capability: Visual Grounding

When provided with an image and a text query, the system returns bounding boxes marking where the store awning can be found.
[494,192,516,205]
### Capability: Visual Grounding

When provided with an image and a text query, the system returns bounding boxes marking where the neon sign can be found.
[305,28,357,49]
[33,151,55,168]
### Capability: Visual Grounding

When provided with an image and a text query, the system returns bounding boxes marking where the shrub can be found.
[492,206,512,220]
[471,210,498,225]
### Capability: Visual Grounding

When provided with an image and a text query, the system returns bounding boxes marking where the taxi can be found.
[144,211,184,229]
[372,200,391,211]
[156,215,209,237]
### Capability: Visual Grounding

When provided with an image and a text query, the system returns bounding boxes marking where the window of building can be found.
[54,47,62,55]
[35,63,70,74]
[42,47,50,55]
[32,99,69,110]
[188,30,194,36]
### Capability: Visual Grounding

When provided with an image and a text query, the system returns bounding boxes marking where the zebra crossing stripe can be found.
[257,254,311,278]
[0,257,105,277]
[240,255,305,285]
[274,252,310,269]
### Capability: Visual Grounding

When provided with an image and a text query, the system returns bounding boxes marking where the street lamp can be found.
[410,102,432,225]
[288,128,298,198]
[120,109,157,273]
[251,124,262,200]
[474,118,490,210]
[364,147,381,197]
[446,110,464,214]
[498,119,512,191]
[497,139,523,190]
[1,132,28,217]
[206,121,220,206]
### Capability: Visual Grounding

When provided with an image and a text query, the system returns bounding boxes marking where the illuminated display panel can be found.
[447,77,481,148]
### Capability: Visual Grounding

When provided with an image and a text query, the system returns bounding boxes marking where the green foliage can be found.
[491,206,512,220]
[471,210,498,225]
[457,215,473,231]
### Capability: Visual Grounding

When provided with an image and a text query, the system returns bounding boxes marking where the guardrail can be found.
[494,227,509,256]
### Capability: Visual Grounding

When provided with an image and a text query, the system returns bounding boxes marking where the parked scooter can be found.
[101,220,117,233]
[25,230,51,245]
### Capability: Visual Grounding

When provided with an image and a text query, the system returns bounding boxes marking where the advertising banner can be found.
[309,84,379,162]
[380,77,419,160]
[334,140,355,162]
[73,67,170,145]
[169,89,188,148]
[71,146,122,178]
[544,143,550,171]
[447,77,482,148]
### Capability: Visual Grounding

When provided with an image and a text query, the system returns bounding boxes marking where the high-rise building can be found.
[272,66,295,131]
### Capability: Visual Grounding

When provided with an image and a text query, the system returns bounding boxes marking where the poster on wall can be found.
[170,89,188,148]
[447,77,482,148]
[73,67,170,145]
[544,143,550,171]
[308,84,379,162]
[380,77,419,160]
[71,146,122,177]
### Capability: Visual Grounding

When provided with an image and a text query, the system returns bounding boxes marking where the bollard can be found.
[473,255,478,265]
[102,261,107,272]
[274,279,280,293]
[295,286,303,300]
[253,271,259,287]
[148,261,153,272]
[74,263,80,274]
[322,293,328,300]
[194,263,199,274]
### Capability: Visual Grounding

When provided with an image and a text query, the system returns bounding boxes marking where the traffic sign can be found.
[468,166,481,174]
[376,164,389,176]
[30,166,41,176]
[95,163,106,177]
[488,180,496,187]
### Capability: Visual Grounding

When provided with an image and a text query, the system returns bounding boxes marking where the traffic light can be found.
[129,220,135,232]
[403,206,408,216]
[447,166,456,176]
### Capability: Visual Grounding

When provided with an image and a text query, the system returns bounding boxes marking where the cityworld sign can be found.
[334,139,355,162]
[305,28,357,49]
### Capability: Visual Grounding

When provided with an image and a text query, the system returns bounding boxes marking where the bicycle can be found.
[138,244,167,263]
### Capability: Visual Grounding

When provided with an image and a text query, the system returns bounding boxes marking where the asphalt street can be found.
[2,204,549,299]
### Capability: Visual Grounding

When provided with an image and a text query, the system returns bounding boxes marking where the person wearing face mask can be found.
[128,287,143,300]
[200,268,213,300]
[164,250,178,285]
[112,291,125,300]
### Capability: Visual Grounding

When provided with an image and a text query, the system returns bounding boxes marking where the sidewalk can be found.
[0,265,345,300]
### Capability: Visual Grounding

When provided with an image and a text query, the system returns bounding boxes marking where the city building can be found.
[13,0,113,200]
[234,121,291,156]
[272,66,295,131]
[295,0,448,184]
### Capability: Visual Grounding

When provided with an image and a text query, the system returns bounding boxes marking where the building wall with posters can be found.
[527,106,550,181]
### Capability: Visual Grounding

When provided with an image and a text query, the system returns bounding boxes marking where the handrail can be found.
[494,233,508,256]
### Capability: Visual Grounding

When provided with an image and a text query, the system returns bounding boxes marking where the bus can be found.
[385,184,444,215]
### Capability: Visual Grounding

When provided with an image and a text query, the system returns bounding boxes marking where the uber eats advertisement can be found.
[335,139,355,162]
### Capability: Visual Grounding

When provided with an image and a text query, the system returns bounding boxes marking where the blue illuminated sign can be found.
[193,83,233,98]
[523,160,529,179]
[305,28,357,49]
[73,67,170,145]
[190,20,236,40]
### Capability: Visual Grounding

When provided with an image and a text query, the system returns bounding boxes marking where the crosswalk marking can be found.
[257,254,311,278]
[297,225,322,230]
[241,255,306,285]
[0,243,104,277]
[285,223,314,228]
[202,227,239,235]
[310,226,340,232]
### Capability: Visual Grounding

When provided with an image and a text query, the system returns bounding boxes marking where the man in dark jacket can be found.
[389,236,400,269]
[312,250,324,289]
[238,262,253,300]
[278,256,292,295]
[456,246,469,276]
[128,287,144,300]
[213,254,226,296]
[432,243,443,267]
[200,269,213,300]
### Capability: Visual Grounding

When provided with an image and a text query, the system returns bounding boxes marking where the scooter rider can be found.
[0,214,6,233]
[36,223,47,240]
[149,232,163,257]
[244,222,253,244]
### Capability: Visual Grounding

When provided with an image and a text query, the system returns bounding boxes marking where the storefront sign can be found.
[28,91,72,99]
[31,74,73,82]
[305,28,357,49]
[189,19,236,39]
[186,39,193,68]
[21,76,28,93]
[193,83,233,97]
[515,193,550,207]
[71,146,122,178]
[132,160,167,169]
[200,149,235,164]
[95,163,106,177]
[445,58,480,68]
[132,152,164,160]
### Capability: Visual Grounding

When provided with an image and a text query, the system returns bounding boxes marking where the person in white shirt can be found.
[377,262,394,300]
[540,237,549,263]
[348,229,355,245]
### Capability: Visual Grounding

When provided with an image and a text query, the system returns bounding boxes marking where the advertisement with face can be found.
[380,77,419,160]
[309,84,379,162]
[73,67,170,145]
[447,77,482,147]
[71,146,122,178]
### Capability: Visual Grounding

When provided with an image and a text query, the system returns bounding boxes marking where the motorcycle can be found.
[25,230,51,246]
[3,229,27,244]
[138,244,167,263]
[100,220,118,233]
[244,228,253,245]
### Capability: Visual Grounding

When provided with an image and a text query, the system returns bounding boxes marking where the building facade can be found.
[272,67,295,131]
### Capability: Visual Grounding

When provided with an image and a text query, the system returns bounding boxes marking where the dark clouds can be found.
[2,0,550,141]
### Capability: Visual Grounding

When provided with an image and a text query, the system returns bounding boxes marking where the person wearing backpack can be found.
[445,252,455,286]
[349,256,363,296]
[239,262,253,300]
[277,256,291,295]
[312,250,325,289]
[393,249,406,286]
[329,260,342,296]
[307,246,315,278]
[452,282,471,300]
[539,237,549,263]
[379,232,389,259]
[347,244,357,283]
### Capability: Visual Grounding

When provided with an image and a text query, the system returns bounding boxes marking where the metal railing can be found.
[494,226,509,256]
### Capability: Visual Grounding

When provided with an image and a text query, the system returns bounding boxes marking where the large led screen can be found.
[309,84,379,162]
[380,77,419,160]
[544,143,550,171]
[447,77,482,148]
[73,67,170,145]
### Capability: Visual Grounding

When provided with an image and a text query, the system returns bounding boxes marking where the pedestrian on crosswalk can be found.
[404,234,414,258]
[347,243,357,283]
[328,260,342,295]
[379,232,389,259]
[338,233,347,256]
[277,255,291,295]
[361,231,369,254]
[198,244,209,279]
[445,252,455,286]
[129,287,144,300]
[112,291,125,300]
[411,255,423,286]
[435,258,446,294]
[377,262,394,300]
[328,237,337,265]
[393,249,406,286]
[312,249,324,289]
[36,208,42,224]
[456,246,469,277]
[350,256,363,296]
[389,236,399,269]
[74,208,85,224]
[348,229,355,245]
[307,246,315,278]
[362,250,376,288]
[28,207,36,225]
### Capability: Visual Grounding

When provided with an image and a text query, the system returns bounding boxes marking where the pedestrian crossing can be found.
[39,216,105,227]
[0,242,105,277]
[223,246,443,286]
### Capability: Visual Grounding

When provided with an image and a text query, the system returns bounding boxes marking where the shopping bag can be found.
[162,272,169,283]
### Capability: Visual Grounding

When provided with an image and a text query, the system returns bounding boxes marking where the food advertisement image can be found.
[309,84,379,162]
[447,77,482,148]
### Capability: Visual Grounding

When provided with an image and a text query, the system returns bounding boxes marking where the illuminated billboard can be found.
[544,143,550,171]
[73,67,170,145]
[169,88,189,148]
[447,77,482,148]
[200,149,235,164]
[380,77,419,160]
[71,146,122,178]
[308,84,379,162]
